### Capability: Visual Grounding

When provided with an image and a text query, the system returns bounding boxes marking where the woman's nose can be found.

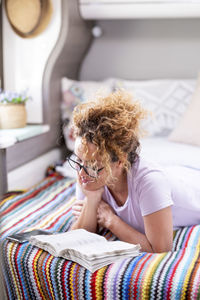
[79,166,88,176]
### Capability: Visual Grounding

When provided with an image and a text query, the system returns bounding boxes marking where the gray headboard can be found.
[80,19,200,81]
[6,0,93,172]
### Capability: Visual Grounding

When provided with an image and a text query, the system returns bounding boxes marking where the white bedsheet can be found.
[140,137,200,169]
[57,137,200,178]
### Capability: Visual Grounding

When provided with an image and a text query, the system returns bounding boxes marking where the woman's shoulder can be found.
[130,155,165,183]
[132,155,164,173]
[129,156,172,202]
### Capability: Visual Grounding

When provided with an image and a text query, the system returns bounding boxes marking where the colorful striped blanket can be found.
[1,172,200,299]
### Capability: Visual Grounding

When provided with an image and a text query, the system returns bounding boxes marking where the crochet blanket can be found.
[1,173,200,300]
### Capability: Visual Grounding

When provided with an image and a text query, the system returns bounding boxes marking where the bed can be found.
[1,0,200,299]
[1,169,200,299]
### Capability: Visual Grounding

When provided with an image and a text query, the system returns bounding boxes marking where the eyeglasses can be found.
[67,154,104,178]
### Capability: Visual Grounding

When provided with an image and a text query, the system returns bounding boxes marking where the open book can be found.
[30,229,141,272]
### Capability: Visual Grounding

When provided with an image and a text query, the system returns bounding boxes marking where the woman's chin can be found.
[80,181,102,191]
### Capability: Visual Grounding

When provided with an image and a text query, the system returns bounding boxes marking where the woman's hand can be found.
[72,199,116,228]
[71,187,104,232]
[97,200,115,229]
[72,200,84,219]
[72,187,104,220]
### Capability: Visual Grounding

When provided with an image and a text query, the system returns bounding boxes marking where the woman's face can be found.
[74,137,121,191]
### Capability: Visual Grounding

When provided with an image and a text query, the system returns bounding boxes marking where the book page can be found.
[61,240,140,259]
[30,229,107,255]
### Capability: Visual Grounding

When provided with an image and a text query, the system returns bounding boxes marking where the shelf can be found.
[0,124,50,149]
[79,2,200,19]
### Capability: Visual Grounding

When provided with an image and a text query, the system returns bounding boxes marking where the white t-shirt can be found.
[76,156,200,234]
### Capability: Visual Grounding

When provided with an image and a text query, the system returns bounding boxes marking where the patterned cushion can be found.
[169,73,200,147]
[114,79,196,137]
[61,77,114,151]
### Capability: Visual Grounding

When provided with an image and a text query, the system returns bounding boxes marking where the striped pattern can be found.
[1,173,200,299]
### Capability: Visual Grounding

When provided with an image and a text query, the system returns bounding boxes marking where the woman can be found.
[68,90,200,253]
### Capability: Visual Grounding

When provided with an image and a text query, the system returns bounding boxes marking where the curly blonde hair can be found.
[72,90,147,180]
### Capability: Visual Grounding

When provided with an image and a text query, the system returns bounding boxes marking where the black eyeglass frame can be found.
[67,156,104,178]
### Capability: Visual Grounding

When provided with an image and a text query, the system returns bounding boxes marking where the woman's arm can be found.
[143,206,173,252]
[71,197,99,232]
[71,187,104,232]
[97,201,173,253]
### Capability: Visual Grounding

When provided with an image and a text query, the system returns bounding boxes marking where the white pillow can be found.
[114,78,196,137]
[169,73,200,147]
[141,137,200,168]
[61,77,114,151]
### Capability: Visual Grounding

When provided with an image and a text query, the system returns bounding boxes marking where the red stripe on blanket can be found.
[184,226,195,248]
[91,270,98,300]
[1,184,70,237]
[1,175,62,216]
[46,207,73,230]
[167,249,186,299]
[133,254,151,298]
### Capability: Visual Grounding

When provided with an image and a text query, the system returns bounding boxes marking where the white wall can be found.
[80,19,200,81]
[2,0,62,123]
[8,148,63,190]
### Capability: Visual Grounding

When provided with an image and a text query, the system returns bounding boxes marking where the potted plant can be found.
[0,90,30,129]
